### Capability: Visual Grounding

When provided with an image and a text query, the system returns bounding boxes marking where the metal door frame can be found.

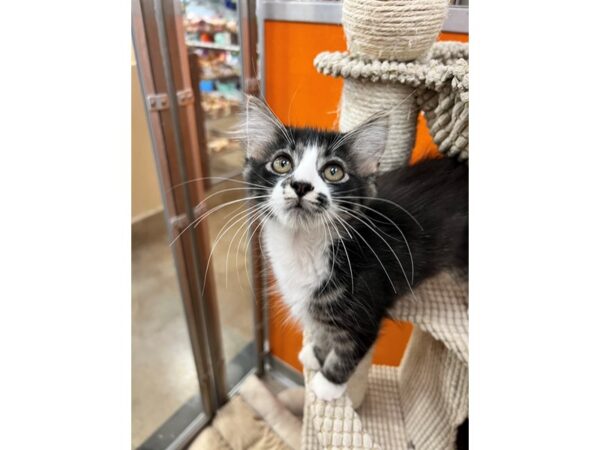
[132,0,266,448]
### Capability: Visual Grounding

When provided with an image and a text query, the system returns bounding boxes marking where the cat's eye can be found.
[323,164,345,182]
[272,155,293,174]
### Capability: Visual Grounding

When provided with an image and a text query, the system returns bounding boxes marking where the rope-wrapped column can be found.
[343,0,449,61]
[336,0,449,172]
[340,80,418,171]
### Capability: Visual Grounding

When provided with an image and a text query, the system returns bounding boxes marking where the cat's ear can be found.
[235,95,288,159]
[344,112,390,176]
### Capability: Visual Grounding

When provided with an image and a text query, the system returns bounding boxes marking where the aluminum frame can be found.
[153,0,228,410]
[133,0,219,418]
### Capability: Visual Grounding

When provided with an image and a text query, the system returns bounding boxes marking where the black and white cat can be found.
[241,97,468,401]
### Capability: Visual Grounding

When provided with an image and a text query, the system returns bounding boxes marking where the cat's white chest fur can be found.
[263,220,330,325]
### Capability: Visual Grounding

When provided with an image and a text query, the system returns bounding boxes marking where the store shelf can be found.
[186,40,240,52]
[203,72,240,81]
[185,29,238,37]
[183,0,244,187]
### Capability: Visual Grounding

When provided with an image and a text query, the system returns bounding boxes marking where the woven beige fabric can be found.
[315,42,469,161]
[391,271,468,364]
[301,272,468,450]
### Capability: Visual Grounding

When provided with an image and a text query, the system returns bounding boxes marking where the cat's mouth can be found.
[294,197,309,209]
[283,195,304,208]
[279,201,322,224]
[277,195,325,226]
[286,197,317,212]
[289,202,309,213]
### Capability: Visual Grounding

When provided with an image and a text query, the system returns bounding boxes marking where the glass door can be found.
[180,0,264,373]
[132,52,206,449]
[132,0,263,448]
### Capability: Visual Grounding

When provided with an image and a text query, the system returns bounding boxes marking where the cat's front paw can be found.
[298,344,321,370]
[309,372,347,401]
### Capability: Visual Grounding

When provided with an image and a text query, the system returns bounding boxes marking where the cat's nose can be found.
[290,181,314,198]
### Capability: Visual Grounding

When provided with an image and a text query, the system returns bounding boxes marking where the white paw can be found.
[298,344,321,370]
[309,372,347,401]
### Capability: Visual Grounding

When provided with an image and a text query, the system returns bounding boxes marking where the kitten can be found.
[241,97,468,401]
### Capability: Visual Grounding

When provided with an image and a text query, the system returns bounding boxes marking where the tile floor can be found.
[132,180,258,448]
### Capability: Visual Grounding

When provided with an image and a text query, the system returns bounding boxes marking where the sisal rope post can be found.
[335,0,450,173]
[343,0,450,62]
[340,80,419,171]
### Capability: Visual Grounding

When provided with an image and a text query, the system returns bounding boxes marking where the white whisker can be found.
[168,176,270,192]
[169,195,270,246]
[234,205,271,287]
[333,213,396,293]
[202,203,269,295]
[318,214,338,292]
[243,209,275,294]
[224,204,267,287]
[326,211,354,293]
[336,195,423,231]
[336,199,416,284]
[337,205,417,300]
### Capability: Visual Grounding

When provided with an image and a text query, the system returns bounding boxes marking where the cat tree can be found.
[301,1,469,449]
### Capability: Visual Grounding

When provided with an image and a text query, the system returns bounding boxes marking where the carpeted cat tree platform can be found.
[300,1,469,449]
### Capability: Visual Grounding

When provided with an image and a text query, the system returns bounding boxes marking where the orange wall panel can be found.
[265,21,346,129]
[269,292,304,372]
[264,20,467,372]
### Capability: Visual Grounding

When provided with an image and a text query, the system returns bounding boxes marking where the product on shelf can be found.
[193,49,240,80]
[181,1,244,178]
[183,2,238,44]
[207,137,231,153]
[201,92,241,120]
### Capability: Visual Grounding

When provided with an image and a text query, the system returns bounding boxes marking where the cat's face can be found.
[240,97,389,230]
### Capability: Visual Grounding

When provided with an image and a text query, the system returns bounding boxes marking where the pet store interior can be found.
[132,0,469,449]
